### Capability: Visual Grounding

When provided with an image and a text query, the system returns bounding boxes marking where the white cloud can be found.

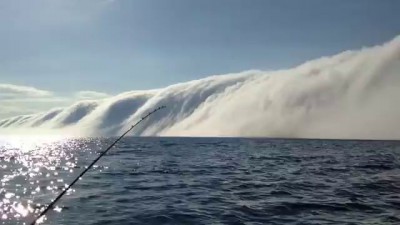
[0,83,57,119]
[0,105,35,120]
[1,35,400,139]
[0,83,52,98]
[0,83,110,121]
[75,91,110,100]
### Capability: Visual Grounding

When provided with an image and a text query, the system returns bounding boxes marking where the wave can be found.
[1,36,400,139]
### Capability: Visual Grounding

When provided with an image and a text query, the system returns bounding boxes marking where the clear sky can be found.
[0,0,399,118]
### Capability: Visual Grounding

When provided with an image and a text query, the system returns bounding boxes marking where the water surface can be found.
[1,137,400,224]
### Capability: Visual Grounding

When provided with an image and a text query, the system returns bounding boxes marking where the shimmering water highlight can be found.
[1,137,400,224]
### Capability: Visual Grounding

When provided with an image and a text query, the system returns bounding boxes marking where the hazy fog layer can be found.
[1,36,400,140]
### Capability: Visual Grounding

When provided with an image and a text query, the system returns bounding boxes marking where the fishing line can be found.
[30,106,166,225]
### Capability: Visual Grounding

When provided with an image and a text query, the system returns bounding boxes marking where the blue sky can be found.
[0,0,399,118]
[1,0,400,93]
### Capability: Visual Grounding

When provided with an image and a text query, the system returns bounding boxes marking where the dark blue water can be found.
[1,137,400,224]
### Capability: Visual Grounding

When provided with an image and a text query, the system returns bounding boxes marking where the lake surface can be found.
[1,137,400,225]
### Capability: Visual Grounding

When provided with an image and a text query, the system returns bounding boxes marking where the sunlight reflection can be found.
[0,135,93,224]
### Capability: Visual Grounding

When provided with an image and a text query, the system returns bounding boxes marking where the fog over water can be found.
[1,36,400,140]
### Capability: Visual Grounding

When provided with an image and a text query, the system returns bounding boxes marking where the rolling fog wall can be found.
[1,36,400,140]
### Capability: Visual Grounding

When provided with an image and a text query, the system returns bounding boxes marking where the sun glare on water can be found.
[0,135,85,224]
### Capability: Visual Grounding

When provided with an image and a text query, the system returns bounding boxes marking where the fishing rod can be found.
[30,106,166,225]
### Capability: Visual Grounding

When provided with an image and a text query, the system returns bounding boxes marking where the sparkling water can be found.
[1,137,400,224]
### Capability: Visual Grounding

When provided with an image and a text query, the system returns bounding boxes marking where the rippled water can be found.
[1,136,400,225]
